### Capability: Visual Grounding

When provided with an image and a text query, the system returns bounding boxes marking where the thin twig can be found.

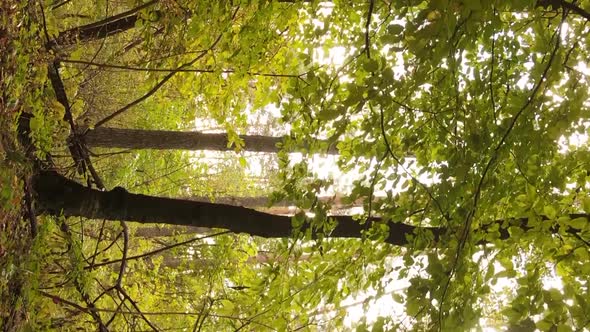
[489,8,497,123]
[61,59,306,79]
[374,105,448,221]
[94,6,241,128]
[364,0,375,58]
[115,222,129,287]
[85,231,231,270]
[365,150,387,229]
[115,287,160,332]
[437,16,564,330]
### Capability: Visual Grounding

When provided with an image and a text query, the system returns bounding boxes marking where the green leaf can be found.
[406,300,421,316]
[544,205,557,219]
[503,307,521,321]
[556,325,572,332]
[463,0,482,10]
[392,293,404,303]
[387,24,404,35]
[547,288,563,301]
[239,156,248,168]
[362,59,379,72]
[536,319,554,331]
[566,217,587,229]
[574,247,589,260]
[219,299,234,314]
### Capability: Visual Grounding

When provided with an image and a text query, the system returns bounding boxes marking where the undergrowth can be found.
[1,1,64,331]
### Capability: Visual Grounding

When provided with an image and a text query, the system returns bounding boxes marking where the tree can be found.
[16,0,590,331]
[188,193,364,215]
[33,170,586,246]
[81,126,339,154]
[50,0,158,47]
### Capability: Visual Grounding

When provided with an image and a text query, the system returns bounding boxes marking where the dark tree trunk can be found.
[51,1,158,46]
[32,171,436,246]
[33,171,585,246]
[82,127,339,154]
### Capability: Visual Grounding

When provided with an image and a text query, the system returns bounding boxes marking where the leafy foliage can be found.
[3,0,590,331]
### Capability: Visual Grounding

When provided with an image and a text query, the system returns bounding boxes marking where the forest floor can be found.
[0,90,34,329]
[0,2,44,331]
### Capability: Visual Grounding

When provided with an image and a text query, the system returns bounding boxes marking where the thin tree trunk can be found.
[189,194,364,215]
[51,1,158,46]
[189,194,357,208]
[82,127,339,154]
[132,225,210,238]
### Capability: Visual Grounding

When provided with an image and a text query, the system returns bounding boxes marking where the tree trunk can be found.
[189,194,364,215]
[52,1,158,46]
[82,127,339,154]
[189,194,358,208]
[55,15,139,46]
[33,171,436,246]
[132,225,210,238]
[33,171,584,246]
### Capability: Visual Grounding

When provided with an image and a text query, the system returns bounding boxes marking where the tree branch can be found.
[93,26,226,128]
[60,58,306,79]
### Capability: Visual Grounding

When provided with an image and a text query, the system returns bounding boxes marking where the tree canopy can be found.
[2,0,590,331]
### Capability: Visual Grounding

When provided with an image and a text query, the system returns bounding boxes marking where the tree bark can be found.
[82,127,339,154]
[33,171,587,246]
[33,171,436,246]
[51,1,158,46]
[54,15,138,46]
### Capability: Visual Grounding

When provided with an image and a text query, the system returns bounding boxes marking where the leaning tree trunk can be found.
[81,127,339,154]
[33,171,437,246]
[51,1,158,46]
[31,171,580,246]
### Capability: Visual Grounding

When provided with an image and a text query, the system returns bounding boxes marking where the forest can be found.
[1,0,590,331]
